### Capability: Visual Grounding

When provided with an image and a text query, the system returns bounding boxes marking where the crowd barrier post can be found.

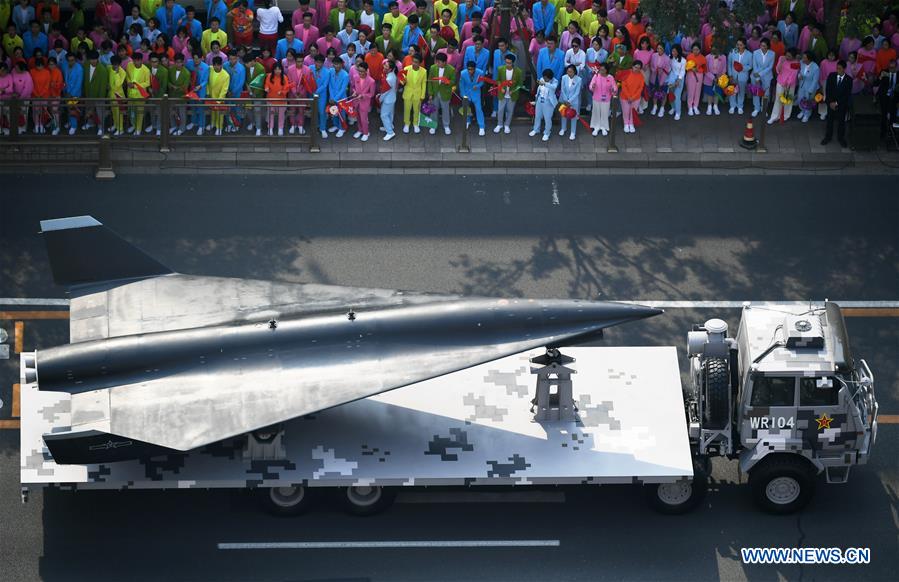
[159,96,171,153]
[310,94,321,153]
[457,96,471,153]
[607,97,619,153]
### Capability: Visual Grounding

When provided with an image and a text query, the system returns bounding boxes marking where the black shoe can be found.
[838,138,848,148]
[820,138,831,145]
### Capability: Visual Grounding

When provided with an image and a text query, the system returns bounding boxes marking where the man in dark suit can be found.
[876,59,898,138]
[821,60,852,147]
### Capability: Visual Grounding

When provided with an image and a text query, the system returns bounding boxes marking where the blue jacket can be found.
[463,46,489,72]
[401,26,424,54]
[313,65,333,100]
[532,3,556,38]
[23,31,48,58]
[536,46,564,81]
[65,62,84,97]
[380,71,397,104]
[797,61,820,98]
[275,38,304,61]
[728,49,753,82]
[559,74,581,105]
[458,67,484,101]
[155,5,187,37]
[205,0,229,28]
[224,61,246,96]
[186,59,210,96]
[328,68,349,101]
[179,17,203,40]
[751,48,774,81]
[491,48,514,74]
[535,77,559,107]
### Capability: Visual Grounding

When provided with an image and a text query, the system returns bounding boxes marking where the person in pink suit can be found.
[649,42,669,116]
[352,60,375,141]
[96,0,125,39]
[704,45,726,115]
[817,49,837,119]
[588,61,616,136]
[294,12,320,53]
[11,60,33,132]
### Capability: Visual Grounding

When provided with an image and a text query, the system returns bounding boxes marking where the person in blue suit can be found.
[458,60,485,135]
[155,0,186,38]
[796,50,820,122]
[463,35,490,73]
[224,52,246,131]
[529,68,558,141]
[532,0,555,38]
[312,54,333,139]
[186,51,210,134]
[536,35,564,83]
[558,64,581,139]
[727,37,753,114]
[63,53,83,135]
[328,56,350,135]
[751,37,775,117]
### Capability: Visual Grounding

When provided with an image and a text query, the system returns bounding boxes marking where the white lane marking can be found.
[218,540,561,550]
[551,179,560,205]
[3,298,898,309]
[0,298,70,306]
[397,491,565,504]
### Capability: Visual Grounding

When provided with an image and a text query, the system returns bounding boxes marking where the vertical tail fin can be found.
[40,216,172,287]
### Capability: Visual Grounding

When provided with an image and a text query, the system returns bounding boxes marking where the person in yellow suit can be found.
[401,53,426,133]
[208,55,230,135]
[108,54,128,135]
[126,52,151,134]
[139,0,162,21]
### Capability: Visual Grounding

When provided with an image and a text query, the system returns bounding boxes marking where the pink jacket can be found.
[353,74,375,109]
[589,73,616,102]
[775,56,799,87]
[0,73,14,99]
[649,52,669,85]
[12,70,33,97]
[704,54,726,85]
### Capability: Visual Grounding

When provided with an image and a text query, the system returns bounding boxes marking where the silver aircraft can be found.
[32,216,662,464]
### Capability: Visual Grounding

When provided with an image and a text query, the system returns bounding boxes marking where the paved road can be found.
[0,175,896,581]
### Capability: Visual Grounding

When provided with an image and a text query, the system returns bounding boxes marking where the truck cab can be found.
[687,302,878,513]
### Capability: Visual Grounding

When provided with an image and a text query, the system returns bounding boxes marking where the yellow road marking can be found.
[843,308,899,317]
[0,310,69,320]
[878,415,899,424]
[0,420,21,429]
[14,321,23,353]
[12,383,20,418]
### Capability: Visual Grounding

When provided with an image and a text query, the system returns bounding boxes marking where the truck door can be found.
[797,377,847,455]
[744,375,798,446]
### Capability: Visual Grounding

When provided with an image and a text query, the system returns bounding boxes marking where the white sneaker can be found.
[767,118,775,125]
[97,128,104,136]
[674,113,680,121]
[268,128,273,136]
[650,105,657,115]
[569,133,575,140]
[444,126,451,135]
[490,111,497,118]
[170,126,178,134]
[592,128,599,136]
[289,125,296,134]
[353,131,362,138]
[383,132,395,141]
[706,105,712,115]
[379,126,386,132]
[81,123,90,130]
[156,129,161,136]
[601,129,608,136]
[802,115,809,123]
[256,128,262,136]
[494,125,502,133]
[478,128,485,136]
[529,129,538,137]
[186,123,195,130]
[403,125,410,133]
[738,108,744,115]
[215,128,222,136]
[298,127,306,135]
[361,134,369,141]
[687,108,694,116]
[503,126,510,134]
[714,105,720,115]
[541,133,549,141]
[559,128,566,136]
[321,130,328,139]
[328,126,338,133]
[278,128,284,136]
[336,129,345,137]
[819,114,826,121]
[657,108,665,118]
[68,127,76,135]
[145,125,154,133]
[728,107,735,114]
[247,123,254,130]
[197,127,204,136]
[429,127,436,135]
[751,109,759,117]
[413,125,420,133]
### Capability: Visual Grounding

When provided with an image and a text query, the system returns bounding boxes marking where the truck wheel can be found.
[749,456,816,514]
[340,485,396,516]
[258,485,315,516]
[645,462,708,515]
[703,358,730,430]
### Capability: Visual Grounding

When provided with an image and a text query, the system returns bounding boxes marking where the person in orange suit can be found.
[619,59,644,133]
[29,56,51,132]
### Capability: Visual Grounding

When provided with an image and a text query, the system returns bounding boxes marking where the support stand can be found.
[530,348,577,422]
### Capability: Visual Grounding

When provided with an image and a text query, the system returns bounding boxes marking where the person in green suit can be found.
[144,53,168,135]
[373,23,398,57]
[81,49,109,134]
[329,0,356,34]
[807,23,828,63]
[243,52,266,134]
[427,51,455,134]
[493,52,522,133]
[608,42,633,76]
[167,52,190,134]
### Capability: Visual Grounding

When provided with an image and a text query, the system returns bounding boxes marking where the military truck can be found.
[18,302,877,516]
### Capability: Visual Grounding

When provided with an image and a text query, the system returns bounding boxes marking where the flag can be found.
[419,112,438,129]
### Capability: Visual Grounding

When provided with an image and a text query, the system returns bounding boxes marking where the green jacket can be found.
[82,63,109,98]
[329,9,356,34]
[808,35,828,63]
[373,35,399,58]
[609,52,632,75]
[149,64,169,97]
[246,62,266,97]
[427,63,455,100]
[167,65,191,97]
[494,65,523,101]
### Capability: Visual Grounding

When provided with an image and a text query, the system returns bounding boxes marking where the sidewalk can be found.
[2,105,897,172]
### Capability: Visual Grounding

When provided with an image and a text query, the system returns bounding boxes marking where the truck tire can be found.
[749,456,816,514]
[645,461,708,515]
[258,485,315,516]
[703,358,730,430]
[340,485,397,516]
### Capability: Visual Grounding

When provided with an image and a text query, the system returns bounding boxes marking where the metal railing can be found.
[0,96,320,152]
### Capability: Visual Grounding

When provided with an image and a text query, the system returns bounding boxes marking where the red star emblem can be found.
[815,414,833,430]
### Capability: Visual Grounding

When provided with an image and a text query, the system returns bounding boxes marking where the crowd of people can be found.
[0,0,897,146]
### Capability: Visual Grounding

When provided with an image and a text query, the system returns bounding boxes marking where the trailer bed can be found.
[21,346,693,490]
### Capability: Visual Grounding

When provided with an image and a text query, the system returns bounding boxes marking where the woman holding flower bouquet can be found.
[704,45,726,115]
[796,51,819,123]
[727,38,752,114]
[767,48,799,124]
[685,43,706,116]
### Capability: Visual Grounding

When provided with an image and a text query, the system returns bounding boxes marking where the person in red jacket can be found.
[619,60,645,134]
[29,57,51,132]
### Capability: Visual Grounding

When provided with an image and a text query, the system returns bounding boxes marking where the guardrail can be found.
[0,96,320,152]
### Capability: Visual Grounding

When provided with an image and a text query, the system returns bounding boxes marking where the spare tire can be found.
[703,358,730,430]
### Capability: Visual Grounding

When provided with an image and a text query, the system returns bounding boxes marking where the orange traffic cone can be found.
[740,120,757,150]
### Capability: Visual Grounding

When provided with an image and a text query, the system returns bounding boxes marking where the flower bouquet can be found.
[799,97,814,110]
[685,60,696,72]
[813,91,824,103]
[724,84,737,96]
[420,101,437,115]
[717,74,729,89]
[652,85,667,101]
[747,83,764,96]
[779,91,793,106]
[558,103,577,119]
[524,100,536,116]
